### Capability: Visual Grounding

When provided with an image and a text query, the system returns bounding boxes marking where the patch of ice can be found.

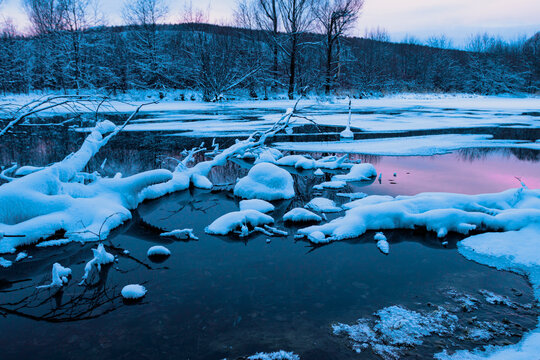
[239,199,275,213]
[234,163,295,201]
[283,208,322,223]
[247,350,300,360]
[121,284,147,299]
[479,290,517,309]
[334,305,457,359]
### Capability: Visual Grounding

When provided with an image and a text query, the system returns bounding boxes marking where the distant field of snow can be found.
[274,134,540,156]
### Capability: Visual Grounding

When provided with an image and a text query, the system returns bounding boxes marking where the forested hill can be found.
[0,21,538,99]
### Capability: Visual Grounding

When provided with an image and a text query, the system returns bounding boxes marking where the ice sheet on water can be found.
[333,305,458,359]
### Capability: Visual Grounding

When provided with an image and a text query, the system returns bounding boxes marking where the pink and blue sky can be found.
[1,0,538,45]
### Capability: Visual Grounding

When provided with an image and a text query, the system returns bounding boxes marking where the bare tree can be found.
[278,0,313,99]
[312,0,363,94]
[364,26,389,42]
[122,0,169,87]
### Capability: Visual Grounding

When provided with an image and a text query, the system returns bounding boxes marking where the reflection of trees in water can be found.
[0,265,122,323]
[457,148,539,162]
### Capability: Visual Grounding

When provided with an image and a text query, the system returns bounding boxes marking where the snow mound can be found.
[247,351,300,360]
[334,305,457,359]
[305,197,342,213]
[283,208,322,223]
[234,163,295,201]
[276,154,315,170]
[160,229,198,240]
[147,245,171,257]
[313,181,346,190]
[299,188,540,243]
[121,284,147,299]
[332,163,377,182]
[314,168,324,176]
[239,199,275,213]
[205,209,274,236]
[15,252,28,261]
[38,262,72,288]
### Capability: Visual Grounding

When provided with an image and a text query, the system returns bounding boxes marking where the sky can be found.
[1,0,539,46]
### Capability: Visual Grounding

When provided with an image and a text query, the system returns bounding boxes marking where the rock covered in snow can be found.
[15,251,28,261]
[313,181,346,190]
[121,284,147,299]
[147,245,171,257]
[283,208,322,223]
[314,168,324,176]
[0,257,13,268]
[332,163,377,182]
[305,197,342,213]
[239,199,275,213]
[234,163,295,201]
[205,209,274,235]
[307,230,329,244]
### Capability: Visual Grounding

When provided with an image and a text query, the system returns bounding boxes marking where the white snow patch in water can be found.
[313,181,346,190]
[0,257,12,268]
[234,163,295,201]
[205,210,274,236]
[283,208,322,223]
[80,244,115,284]
[15,252,28,261]
[239,199,275,213]
[160,229,198,240]
[332,164,377,182]
[121,284,147,299]
[305,197,342,213]
[36,238,72,248]
[147,245,171,257]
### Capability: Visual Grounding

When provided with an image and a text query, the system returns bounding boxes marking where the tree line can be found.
[0,0,538,99]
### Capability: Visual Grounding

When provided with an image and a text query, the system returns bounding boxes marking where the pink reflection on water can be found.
[348,151,540,196]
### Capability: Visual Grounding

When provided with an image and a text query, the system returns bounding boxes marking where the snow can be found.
[205,209,274,236]
[313,180,346,190]
[374,232,389,254]
[160,229,198,240]
[332,164,377,182]
[305,197,342,213]
[0,257,12,268]
[308,230,330,244]
[80,244,115,284]
[147,245,171,257]
[239,199,275,213]
[298,188,540,243]
[15,252,28,261]
[336,192,367,200]
[37,263,72,288]
[283,208,322,223]
[0,120,173,253]
[334,305,458,358]
[234,163,295,201]
[121,284,147,299]
[276,155,316,170]
[246,350,300,360]
[274,134,540,156]
[314,168,324,176]
[36,239,72,248]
